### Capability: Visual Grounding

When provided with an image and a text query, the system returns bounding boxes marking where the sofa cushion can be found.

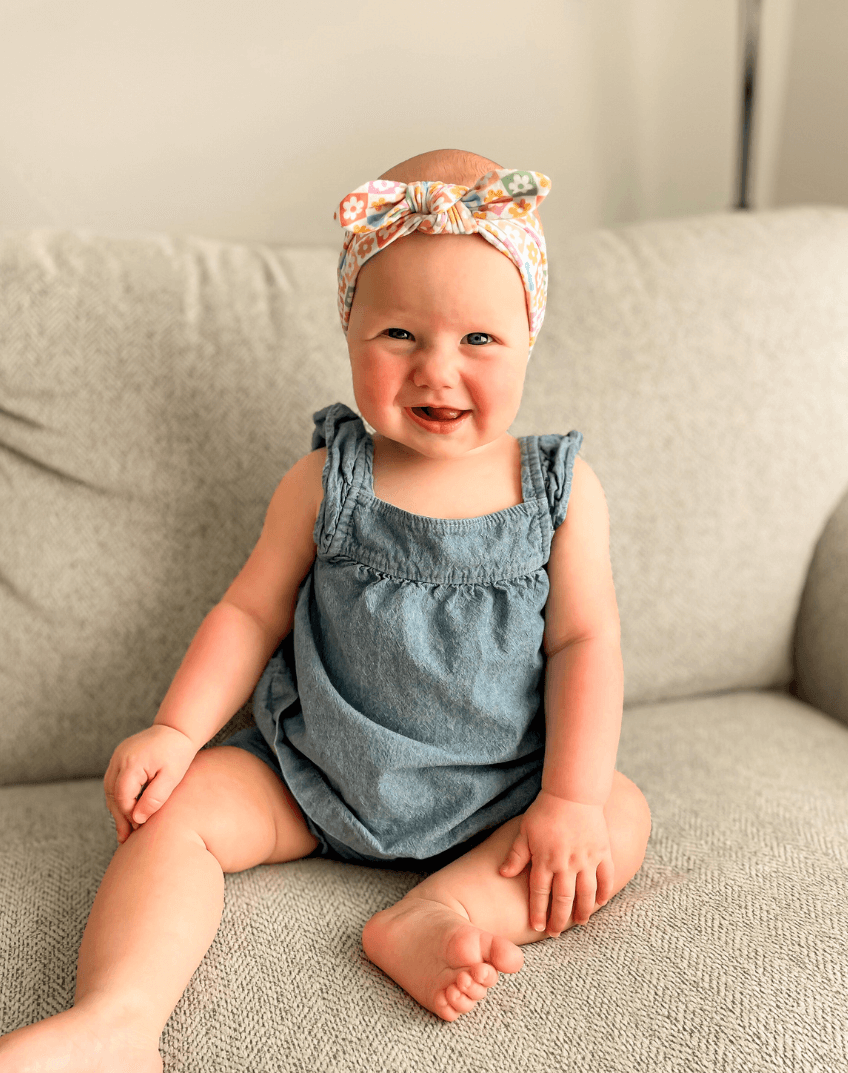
[1,689,846,1071]
[515,206,848,708]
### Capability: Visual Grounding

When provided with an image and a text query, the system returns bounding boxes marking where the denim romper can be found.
[225,403,583,872]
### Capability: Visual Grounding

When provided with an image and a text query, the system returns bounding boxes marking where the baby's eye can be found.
[383,328,413,340]
[465,332,493,346]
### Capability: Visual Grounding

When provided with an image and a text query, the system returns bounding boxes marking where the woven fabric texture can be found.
[1,690,846,1072]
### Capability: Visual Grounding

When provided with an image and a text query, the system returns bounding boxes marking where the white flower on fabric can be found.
[342,195,366,222]
[507,173,533,195]
[370,180,396,191]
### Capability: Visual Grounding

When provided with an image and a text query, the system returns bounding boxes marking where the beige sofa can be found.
[1,209,847,1072]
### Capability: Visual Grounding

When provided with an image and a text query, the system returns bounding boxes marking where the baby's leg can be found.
[0,746,318,1073]
[362,769,651,1022]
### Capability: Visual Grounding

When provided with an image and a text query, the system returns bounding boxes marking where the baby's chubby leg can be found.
[362,769,651,1022]
[0,746,318,1073]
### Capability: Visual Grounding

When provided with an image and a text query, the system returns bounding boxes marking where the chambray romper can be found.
[224,403,583,873]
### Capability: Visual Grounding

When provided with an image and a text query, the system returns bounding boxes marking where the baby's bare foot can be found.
[362,894,524,1022]
[0,1003,163,1073]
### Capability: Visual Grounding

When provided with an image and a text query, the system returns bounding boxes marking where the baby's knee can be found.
[606,772,651,881]
[134,750,217,845]
[133,748,280,873]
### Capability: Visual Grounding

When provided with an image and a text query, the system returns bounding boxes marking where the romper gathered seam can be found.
[319,551,552,587]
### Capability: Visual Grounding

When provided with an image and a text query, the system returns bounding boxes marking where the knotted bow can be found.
[334,169,551,353]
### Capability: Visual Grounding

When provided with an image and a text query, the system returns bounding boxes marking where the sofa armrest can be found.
[793,484,848,727]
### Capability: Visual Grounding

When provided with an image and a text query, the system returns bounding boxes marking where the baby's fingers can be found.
[528,863,555,932]
[104,774,143,843]
[499,835,531,878]
[110,768,158,841]
[131,769,179,825]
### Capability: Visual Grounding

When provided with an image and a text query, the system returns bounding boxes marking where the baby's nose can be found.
[411,347,461,388]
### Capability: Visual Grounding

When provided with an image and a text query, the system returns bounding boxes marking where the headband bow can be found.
[334,168,551,353]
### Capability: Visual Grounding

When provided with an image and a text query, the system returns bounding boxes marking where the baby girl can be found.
[0,147,651,1071]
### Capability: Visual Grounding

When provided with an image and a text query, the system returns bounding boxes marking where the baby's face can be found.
[346,232,530,460]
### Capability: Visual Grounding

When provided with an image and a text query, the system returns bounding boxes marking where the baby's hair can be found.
[378,147,544,236]
[379,148,503,187]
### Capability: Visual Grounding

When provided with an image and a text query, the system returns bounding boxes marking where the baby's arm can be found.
[538,456,623,806]
[153,448,327,749]
[105,448,326,839]
[499,457,623,930]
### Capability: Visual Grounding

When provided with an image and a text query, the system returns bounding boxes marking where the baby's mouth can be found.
[412,406,467,421]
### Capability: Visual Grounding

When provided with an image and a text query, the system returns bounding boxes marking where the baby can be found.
[0,148,650,1071]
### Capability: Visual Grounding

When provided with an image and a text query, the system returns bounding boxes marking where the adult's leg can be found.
[362,769,651,1022]
[0,745,318,1072]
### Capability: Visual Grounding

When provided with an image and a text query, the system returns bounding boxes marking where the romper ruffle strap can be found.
[536,430,584,530]
[311,402,369,554]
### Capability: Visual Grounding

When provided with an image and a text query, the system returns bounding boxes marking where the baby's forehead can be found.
[356,233,527,323]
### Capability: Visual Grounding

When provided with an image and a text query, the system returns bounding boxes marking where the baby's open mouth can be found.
[412,406,467,421]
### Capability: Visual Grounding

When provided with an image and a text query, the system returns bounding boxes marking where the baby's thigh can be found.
[146,745,319,873]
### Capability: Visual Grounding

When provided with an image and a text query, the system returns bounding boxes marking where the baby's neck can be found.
[370,433,523,520]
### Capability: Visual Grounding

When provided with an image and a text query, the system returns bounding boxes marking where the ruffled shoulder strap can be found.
[534,430,584,531]
[311,402,370,553]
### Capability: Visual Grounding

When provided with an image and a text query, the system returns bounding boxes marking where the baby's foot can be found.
[0,1003,163,1073]
[362,894,524,1022]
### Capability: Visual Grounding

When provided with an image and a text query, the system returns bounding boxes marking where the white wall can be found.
[0,0,823,249]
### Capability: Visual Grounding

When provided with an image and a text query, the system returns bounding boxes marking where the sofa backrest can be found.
[515,207,848,710]
[2,210,847,785]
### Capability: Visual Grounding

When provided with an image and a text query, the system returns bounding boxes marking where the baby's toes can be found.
[456,969,490,1001]
[445,983,478,1014]
[471,962,499,987]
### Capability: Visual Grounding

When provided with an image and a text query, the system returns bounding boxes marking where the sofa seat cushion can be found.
[1,688,845,1071]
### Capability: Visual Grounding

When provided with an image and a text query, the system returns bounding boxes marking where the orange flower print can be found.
[376,221,403,248]
[340,193,368,225]
[508,199,532,219]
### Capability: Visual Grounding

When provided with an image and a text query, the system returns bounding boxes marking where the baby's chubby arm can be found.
[104,448,327,841]
[499,457,624,934]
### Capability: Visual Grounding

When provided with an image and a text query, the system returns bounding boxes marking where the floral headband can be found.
[334,168,551,353]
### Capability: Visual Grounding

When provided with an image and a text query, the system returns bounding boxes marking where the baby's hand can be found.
[103,724,198,843]
[499,790,615,936]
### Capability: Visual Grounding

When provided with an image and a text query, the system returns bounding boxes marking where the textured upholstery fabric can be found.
[2,691,847,1072]
[1,211,848,1071]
